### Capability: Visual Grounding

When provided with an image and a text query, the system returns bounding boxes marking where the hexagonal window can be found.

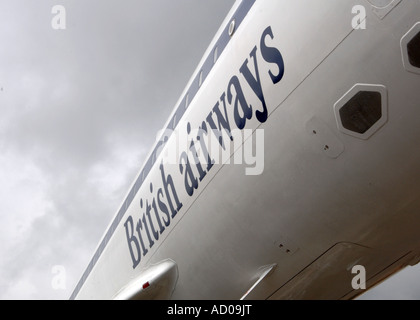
[401,22,420,74]
[334,84,388,140]
[367,0,401,20]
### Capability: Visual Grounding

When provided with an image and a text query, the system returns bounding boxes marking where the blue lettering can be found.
[124,216,141,269]
[228,75,252,130]
[240,46,268,123]
[260,26,284,84]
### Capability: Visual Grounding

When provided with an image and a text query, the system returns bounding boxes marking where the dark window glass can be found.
[339,91,382,134]
[408,31,420,68]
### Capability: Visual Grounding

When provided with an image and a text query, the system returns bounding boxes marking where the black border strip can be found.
[70,0,256,300]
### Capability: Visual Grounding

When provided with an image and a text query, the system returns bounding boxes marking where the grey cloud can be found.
[0,0,235,299]
[2,0,416,301]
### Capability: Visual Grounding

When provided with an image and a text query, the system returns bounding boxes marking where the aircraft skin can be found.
[71,0,420,300]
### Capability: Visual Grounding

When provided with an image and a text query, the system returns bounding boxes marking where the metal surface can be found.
[72,0,420,300]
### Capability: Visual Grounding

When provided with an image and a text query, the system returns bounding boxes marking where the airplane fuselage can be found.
[71,0,420,300]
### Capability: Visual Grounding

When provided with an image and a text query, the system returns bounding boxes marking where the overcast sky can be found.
[0,0,419,300]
